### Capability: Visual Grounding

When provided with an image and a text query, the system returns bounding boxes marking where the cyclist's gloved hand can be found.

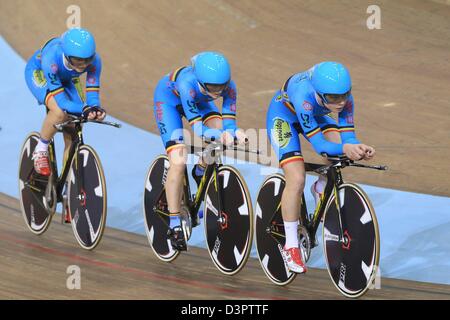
[82,106,106,121]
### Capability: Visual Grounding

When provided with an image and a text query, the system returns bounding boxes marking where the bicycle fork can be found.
[307,169,347,247]
[327,168,346,245]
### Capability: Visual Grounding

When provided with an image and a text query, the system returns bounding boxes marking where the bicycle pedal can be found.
[168,227,188,251]
[171,238,187,251]
[175,241,188,251]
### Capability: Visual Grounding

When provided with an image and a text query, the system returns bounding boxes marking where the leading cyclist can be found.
[266,61,376,274]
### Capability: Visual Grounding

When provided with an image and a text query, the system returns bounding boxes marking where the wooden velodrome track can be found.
[1,193,450,300]
[1,0,450,299]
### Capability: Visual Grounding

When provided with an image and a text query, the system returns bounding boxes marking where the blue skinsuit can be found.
[153,66,238,152]
[25,37,102,114]
[266,67,359,166]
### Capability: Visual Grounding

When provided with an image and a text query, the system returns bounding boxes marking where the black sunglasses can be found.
[200,81,230,94]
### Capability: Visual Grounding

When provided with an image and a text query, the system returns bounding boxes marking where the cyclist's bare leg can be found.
[33,97,70,175]
[40,96,69,141]
[62,126,77,165]
[166,145,188,215]
[281,160,306,223]
[281,160,308,272]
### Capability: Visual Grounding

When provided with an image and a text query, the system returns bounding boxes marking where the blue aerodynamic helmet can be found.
[191,51,231,90]
[62,28,96,61]
[311,61,352,103]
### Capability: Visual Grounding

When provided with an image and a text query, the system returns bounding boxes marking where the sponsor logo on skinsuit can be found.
[87,76,96,85]
[158,122,167,135]
[272,117,292,149]
[300,113,311,129]
[187,100,199,114]
[345,100,353,112]
[346,115,354,124]
[155,102,164,121]
[227,87,236,100]
[303,101,313,111]
[47,72,58,85]
[32,70,47,88]
[51,64,58,73]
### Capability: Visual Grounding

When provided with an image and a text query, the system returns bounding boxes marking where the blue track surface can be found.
[1,35,449,285]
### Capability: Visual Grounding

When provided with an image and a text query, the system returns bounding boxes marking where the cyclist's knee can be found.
[45,96,67,121]
[168,145,187,168]
[204,117,221,129]
[48,105,66,122]
[283,163,306,193]
[286,175,305,193]
[168,161,186,176]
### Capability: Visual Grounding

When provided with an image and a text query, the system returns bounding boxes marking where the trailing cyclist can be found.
[24,27,105,223]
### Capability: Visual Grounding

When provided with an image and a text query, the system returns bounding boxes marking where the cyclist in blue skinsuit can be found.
[153,51,248,250]
[25,28,105,178]
[266,61,376,274]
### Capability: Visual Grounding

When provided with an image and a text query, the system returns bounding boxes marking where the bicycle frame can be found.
[186,163,217,216]
[48,124,84,202]
[21,115,120,235]
[153,145,225,228]
[300,157,386,248]
[300,163,345,247]
[24,124,84,206]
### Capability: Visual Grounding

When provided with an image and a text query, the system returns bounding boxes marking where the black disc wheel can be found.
[255,174,297,286]
[323,183,380,298]
[68,145,107,250]
[204,165,253,275]
[143,155,179,262]
[19,132,55,235]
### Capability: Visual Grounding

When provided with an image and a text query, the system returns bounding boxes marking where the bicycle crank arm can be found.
[24,181,44,193]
